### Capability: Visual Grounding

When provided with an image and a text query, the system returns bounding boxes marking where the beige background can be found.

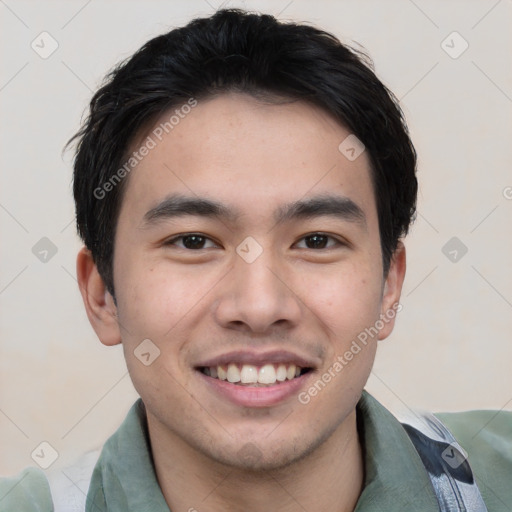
[1,0,511,476]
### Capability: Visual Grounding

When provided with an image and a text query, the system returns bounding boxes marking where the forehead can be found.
[119,93,377,228]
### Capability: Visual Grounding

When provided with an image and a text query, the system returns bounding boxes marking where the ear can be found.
[76,246,121,346]
[377,241,406,341]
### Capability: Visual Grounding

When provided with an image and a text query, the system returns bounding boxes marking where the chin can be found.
[205,433,329,473]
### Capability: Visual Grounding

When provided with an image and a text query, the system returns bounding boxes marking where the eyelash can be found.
[164,233,344,250]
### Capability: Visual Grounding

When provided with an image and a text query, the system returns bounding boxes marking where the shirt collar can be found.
[87,391,439,511]
[354,390,439,511]
[86,399,170,512]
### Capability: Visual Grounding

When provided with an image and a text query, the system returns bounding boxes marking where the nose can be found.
[213,246,302,334]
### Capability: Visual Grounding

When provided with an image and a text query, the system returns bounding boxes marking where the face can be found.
[83,93,405,471]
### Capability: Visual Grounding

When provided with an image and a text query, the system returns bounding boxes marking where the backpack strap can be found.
[45,449,101,512]
[400,411,488,512]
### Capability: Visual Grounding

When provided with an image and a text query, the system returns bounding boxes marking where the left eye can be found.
[295,234,340,249]
[166,234,218,250]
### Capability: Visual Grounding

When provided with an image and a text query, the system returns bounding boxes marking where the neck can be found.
[148,409,364,512]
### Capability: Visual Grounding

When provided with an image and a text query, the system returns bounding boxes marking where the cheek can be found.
[116,264,197,402]
[303,268,383,336]
[115,259,196,342]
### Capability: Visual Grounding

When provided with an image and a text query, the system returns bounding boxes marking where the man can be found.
[1,8,510,512]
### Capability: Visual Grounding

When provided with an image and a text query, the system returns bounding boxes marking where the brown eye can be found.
[296,234,340,249]
[166,234,217,249]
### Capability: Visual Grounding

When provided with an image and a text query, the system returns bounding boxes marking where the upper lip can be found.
[195,350,318,369]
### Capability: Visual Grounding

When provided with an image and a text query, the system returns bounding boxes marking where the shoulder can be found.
[0,467,53,512]
[435,408,512,465]
[0,449,101,512]
[435,408,512,509]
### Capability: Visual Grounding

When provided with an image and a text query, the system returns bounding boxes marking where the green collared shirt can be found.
[1,391,511,511]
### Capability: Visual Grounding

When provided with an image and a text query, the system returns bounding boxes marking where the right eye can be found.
[164,234,219,250]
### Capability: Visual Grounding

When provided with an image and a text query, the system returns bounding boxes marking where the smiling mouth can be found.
[197,363,313,387]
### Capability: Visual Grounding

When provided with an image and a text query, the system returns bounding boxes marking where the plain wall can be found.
[1,0,511,475]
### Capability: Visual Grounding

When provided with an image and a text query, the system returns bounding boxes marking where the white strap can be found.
[398,409,488,512]
[45,449,101,512]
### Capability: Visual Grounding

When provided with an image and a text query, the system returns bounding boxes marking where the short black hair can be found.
[69,8,417,296]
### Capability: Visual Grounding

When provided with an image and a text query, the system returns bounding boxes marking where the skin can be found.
[77,93,406,512]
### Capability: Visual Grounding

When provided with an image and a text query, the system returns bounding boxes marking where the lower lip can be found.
[197,371,313,408]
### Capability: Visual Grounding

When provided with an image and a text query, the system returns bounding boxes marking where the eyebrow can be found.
[142,193,366,229]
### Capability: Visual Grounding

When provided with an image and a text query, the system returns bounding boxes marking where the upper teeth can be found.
[203,363,303,385]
